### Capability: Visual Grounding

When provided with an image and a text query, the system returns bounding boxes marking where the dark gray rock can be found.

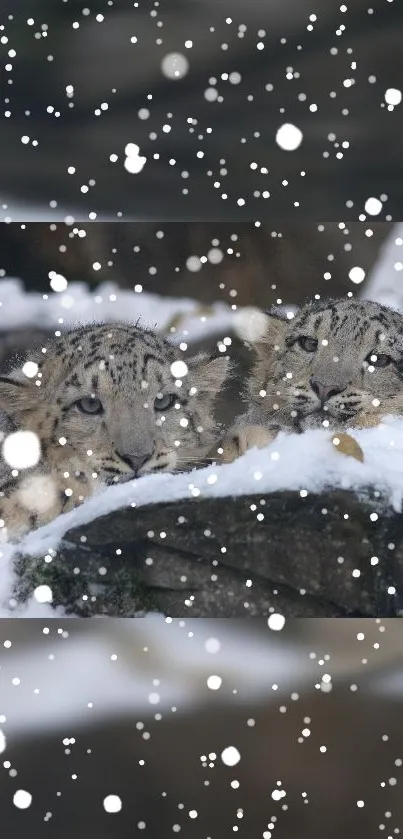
[13,488,402,617]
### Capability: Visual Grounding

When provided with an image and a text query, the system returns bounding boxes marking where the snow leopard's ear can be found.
[234,306,290,350]
[186,353,231,395]
[0,375,30,415]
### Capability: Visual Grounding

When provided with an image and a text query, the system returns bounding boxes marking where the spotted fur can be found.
[0,322,229,540]
[222,297,403,460]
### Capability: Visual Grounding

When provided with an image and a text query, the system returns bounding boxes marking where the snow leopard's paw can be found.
[353,411,383,429]
[220,424,278,464]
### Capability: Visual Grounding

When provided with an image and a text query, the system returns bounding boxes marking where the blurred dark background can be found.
[0,220,390,303]
[1,0,403,219]
[0,618,402,839]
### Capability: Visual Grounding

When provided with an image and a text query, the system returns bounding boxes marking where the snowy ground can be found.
[0,201,124,222]
[0,618,311,738]
[1,416,403,619]
[363,221,403,311]
[0,277,239,344]
[0,617,402,746]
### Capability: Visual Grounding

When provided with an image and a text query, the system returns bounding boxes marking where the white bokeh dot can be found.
[221,746,241,766]
[348,266,366,284]
[205,637,221,654]
[186,255,202,272]
[22,361,39,379]
[204,87,218,101]
[49,271,68,292]
[124,143,147,174]
[385,88,402,106]
[161,52,189,79]
[271,789,286,801]
[170,360,188,379]
[207,675,222,690]
[364,197,382,215]
[275,123,303,150]
[34,585,53,604]
[103,795,122,813]
[13,790,33,809]
[268,614,286,631]
[207,247,224,264]
[2,431,41,470]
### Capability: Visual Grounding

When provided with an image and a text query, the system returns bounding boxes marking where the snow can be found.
[0,616,313,737]
[275,122,303,151]
[12,790,32,810]
[349,266,366,285]
[103,795,122,813]
[221,746,241,766]
[0,277,238,343]
[0,613,402,743]
[361,221,403,311]
[1,416,403,618]
[124,142,147,174]
[364,197,383,216]
[160,52,189,79]
[2,430,41,469]
[384,87,402,107]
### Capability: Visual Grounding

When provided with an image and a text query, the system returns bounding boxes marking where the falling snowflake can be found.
[124,143,147,174]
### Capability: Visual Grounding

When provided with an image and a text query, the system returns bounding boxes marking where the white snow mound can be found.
[0,278,237,343]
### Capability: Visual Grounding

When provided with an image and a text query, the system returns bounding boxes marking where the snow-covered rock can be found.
[4,418,403,619]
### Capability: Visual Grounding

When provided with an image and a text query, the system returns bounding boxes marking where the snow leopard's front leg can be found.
[353,410,383,429]
[0,467,94,541]
[219,423,279,464]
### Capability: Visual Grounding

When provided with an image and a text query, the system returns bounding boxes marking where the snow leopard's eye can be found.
[296,336,318,353]
[365,352,392,369]
[76,396,104,415]
[154,393,176,411]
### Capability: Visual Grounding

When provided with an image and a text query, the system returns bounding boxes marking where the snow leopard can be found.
[221,297,403,461]
[0,322,229,539]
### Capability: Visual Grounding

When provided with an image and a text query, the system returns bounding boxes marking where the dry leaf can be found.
[331,432,364,463]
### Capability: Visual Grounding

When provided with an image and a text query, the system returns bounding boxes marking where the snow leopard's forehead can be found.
[40,322,178,387]
[52,322,173,359]
[291,298,403,348]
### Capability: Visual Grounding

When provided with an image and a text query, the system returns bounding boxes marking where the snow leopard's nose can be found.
[310,377,345,405]
[117,451,153,476]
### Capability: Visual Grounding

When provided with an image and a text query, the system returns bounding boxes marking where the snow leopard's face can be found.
[0,322,229,486]
[248,298,403,431]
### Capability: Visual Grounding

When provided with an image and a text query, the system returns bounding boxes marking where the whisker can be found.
[175,457,219,464]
